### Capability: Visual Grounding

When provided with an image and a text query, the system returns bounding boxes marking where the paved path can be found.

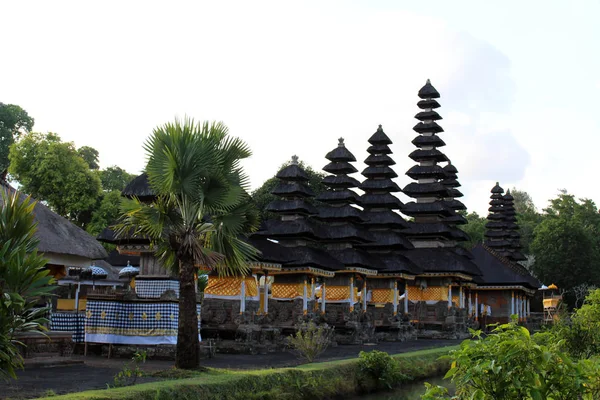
[1,339,459,399]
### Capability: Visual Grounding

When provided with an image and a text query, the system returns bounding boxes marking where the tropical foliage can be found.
[118,118,259,368]
[0,190,54,380]
[423,290,600,399]
[0,103,34,173]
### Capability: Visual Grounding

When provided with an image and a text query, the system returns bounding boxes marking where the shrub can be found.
[113,351,147,387]
[287,322,333,363]
[422,318,600,399]
[358,350,407,390]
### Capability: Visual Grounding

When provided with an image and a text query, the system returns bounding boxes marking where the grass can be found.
[35,346,458,400]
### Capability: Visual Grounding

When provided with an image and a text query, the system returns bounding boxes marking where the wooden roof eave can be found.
[336,268,378,276]
[248,262,282,273]
[371,272,416,280]
[270,266,334,278]
[475,285,536,296]
[416,272,473,281]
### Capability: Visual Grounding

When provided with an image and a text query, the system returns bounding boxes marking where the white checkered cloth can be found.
[50,312,86,343]
[135,279,180,299]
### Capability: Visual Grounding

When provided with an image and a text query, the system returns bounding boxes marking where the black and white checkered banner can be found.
[50,312,86,343]
[135,279,180,299]
[85,300,200,345]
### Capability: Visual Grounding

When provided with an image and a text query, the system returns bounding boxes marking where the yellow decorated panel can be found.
[272,283,305,299]
[370,288,394,304]
[57,298,87,311]
[205,276,258,297]
[409,286,448,302]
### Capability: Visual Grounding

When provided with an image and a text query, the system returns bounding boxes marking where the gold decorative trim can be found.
[417,273,473,281]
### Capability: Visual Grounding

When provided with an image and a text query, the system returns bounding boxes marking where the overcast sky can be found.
[1,0,599,215]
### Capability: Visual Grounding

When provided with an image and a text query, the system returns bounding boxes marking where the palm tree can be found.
[118,119,259,369]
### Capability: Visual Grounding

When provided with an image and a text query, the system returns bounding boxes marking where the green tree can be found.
[78,146,100,170]
[0,190,55,379]
[86,190,122,236]
[99,166,136,192]
[0,103,34,173]
[458,211,485,248]
[251,161,326,221]
[118,119,259,369]
[8,132,102,225]
[530,192,600,307]
[511,188,543,254]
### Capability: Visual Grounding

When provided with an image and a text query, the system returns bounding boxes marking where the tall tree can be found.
[458,211,486,248]
[511,188,543,254]
[0,189,55,379]
[118,119,259,369]
[99,166,136,192]
[531,192,600,307]
[8,132,102,225]
[86,190,122,236]
[251,161,326,221]
[78,146,100,170]
[0,103,34,173]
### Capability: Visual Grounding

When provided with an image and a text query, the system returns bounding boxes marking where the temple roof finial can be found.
[338,137,345,147]
[291,155,299,165]
[426,78,431,84]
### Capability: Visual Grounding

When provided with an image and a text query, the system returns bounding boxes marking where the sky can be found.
[1,0,599,215]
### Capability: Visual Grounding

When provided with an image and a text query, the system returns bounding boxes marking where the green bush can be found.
[422,318,600,399]
[286,322,334,363]
[358,350,408,390]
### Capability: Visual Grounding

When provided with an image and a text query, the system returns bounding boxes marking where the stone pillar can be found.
[362,279,367,312]
[392,281,398,316]
[321,282,326,314]
[404,282,409,315]
[511,291,515,315]
[448,285,452,309]
[349,277,355,312]
[475,292,479,321]
[459,286,463,308]
[302,278,308,315]
[263,274,269,314]
[240,279,246,314]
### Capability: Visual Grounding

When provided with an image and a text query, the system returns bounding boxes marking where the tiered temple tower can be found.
[254,156,343,322]
[500,190,526,262]
[484,183,510,255]
[359,125,420,330]
[313,138,379,335]
[401,80,479,323]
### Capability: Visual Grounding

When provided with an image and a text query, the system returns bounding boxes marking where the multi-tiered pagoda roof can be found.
[484,183,511,253]
[253,156,343,272]
[314,138,380,274]
[402,80,469,245]
[359,125,420,276]
[400,80,479,276]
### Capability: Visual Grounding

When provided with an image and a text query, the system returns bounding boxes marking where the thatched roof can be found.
[367,125,393,145]
[471,244,539,288]
[0,181,107,260]
[402,248,481,276]
[418,79,441,99]
[122,173,155,201]
[412,134,446,148]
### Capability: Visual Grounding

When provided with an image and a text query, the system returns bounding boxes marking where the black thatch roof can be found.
[254,219,323,241]
[265,199,318,215]
[323,161,358,175]
[272,182,314,198]
[364,154,396,166]
[284,246,346,271]
[361,210,410,229]
[406,165,447,180]
[402,248,481,276]
[359,178,401,192]
[413,121,444,134]
[362,166,398,179]
[322,175,361,189]
[360,193,403,209]
[418,79,441,99]
[414,110,442,121]
[403,182,450,198]
[325,138,357,162]
[443,163,458,174]
[248,237,298,264]
[122,173,155,201]
[445,213,468,225]
[412,134,446,148]
[403,222,469,241]
[359,231,414,251]
[367,144,393,155]
[321,223,374,243]
[443,199,467,211]
[408,149,449,163]
[276,161,309,182]
[471,244,539,288]
[377,253,423,275]
[0,182,107,260]
[97,226,149,245]
[329,248,384,271]
[316,189,361,204]
[491,182,504,194]
[402,201,454,217]
[417,99,441,109]
[314,204,365,223]
[106,249,140,267]
[368,125,393,145]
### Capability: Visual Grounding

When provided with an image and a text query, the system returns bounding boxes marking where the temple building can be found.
[400,80,480,333]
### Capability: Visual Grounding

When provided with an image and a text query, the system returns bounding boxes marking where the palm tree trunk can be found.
[176,257,199,369]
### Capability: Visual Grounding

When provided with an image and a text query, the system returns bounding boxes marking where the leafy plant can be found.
[197,275,209,293]
[358,350,406,390]
[0,189,55,380]
[422,317,600,399]
[113,350,147,387]
[287,322,333,363]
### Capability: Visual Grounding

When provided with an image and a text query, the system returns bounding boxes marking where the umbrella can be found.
[80,265,108,280]
[119,263,140,279]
